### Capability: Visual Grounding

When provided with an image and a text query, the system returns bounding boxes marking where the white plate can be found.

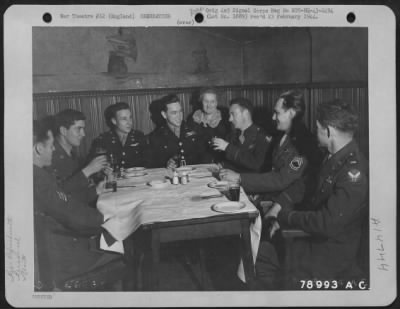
[199,191,223,198]
[176,166,195,172]
[190,171,213,178]
[125,167,146,173]
[148,179,169,188]
[211,201,246,213]
[207,181,228,189]
[124,172,148,178]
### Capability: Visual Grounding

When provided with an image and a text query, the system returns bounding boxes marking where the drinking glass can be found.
[227,178,241,201]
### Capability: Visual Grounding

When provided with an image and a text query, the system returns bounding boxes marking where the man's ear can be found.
[60,126,67,137]
[111,118,117,126]
[289,108,296,119]
[161,111,167,120]
[34,143,43,156]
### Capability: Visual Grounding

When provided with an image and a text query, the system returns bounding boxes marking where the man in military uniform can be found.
[49,109,109,203]
[147,94,206,168]
[88,102,148,170]
[261,99,368,288]
[212,98,270,173]
[220,91,316,213]
[33,118,128,291]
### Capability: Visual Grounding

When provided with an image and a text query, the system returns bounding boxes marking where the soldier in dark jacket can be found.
[33,118,126,291]
[261,99,368,287]
[47,109,109,203]
[221,91,321,212]
[88,102,148,170]
[147,94,206,168]
[212,97,270,173]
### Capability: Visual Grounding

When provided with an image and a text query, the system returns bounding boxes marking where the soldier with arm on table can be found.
[33,118,129,291]
[261,99,368,287]
[48,109,108,204]
[212,97,271,173]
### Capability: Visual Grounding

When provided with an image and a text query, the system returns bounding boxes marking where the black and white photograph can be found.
[4,4,396,307]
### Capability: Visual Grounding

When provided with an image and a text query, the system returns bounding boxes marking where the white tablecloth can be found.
[97,164,261,282]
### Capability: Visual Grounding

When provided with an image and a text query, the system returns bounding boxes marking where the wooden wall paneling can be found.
[33,83,368,158]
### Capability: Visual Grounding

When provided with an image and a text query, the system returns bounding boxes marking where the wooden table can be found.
[129,211,259,290]
[97,165,260,291]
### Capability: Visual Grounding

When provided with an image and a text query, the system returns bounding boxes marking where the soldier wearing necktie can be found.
[146,94,206,168]
[88,102,148,170]
[257,99,368,288]
[212,97,271,173]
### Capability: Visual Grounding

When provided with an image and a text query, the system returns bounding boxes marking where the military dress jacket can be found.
[146,122,206,168]
[46,140,97,203]
[278,140,369,280]
[241,134,308,206]
[33,165,106,285]
[89,129,148,169]
[223,123,270,173]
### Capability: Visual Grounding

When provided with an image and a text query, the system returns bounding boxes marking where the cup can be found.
[105,171,117,192]
[94,147,107,157]
[227,179,240,201]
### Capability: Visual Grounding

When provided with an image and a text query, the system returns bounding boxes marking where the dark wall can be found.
[32,27,367,93]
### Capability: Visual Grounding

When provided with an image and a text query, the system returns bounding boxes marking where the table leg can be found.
[240,219,255,289]
[149,230,161,290]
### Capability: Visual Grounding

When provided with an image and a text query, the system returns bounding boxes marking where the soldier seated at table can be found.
[88,102,148,170]
[220,90,322,215]
[212,97,270,173]
[260,99,368,289]
[146,94,207,168]
[33,117,128,291]
[47,109,109,204]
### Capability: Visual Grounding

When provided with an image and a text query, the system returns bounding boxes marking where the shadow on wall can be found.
[253,106,275,135]
[149,98,167,129]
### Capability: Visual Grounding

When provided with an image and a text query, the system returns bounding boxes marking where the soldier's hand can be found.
[212,137,229,151]
[82,155,108,177]
[269,220,280,238]
[219,169,240,182]
[167,157,178,169]
[264,203,282,219]
[96,179,107,195]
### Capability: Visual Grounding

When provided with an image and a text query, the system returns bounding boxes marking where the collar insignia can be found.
[185,131,196,137]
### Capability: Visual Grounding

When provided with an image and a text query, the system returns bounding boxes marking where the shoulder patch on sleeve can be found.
[265,135,272,143]
[289,156,303,171]
[347,168,361,182]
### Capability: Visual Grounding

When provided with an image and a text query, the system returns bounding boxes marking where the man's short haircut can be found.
[230,97,253,116]
[104,102,130,129]
[54,109,85,136]
[279,90,305,121]
[33,116,55,145]
[317,99,358,133]
[199,87,218,102]
[161,94,180,112]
